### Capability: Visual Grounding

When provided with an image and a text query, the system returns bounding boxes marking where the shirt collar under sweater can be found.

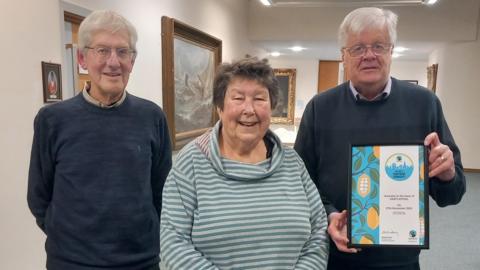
[349,77,392,101]
[193,121,285,181]
[82,84,127,108]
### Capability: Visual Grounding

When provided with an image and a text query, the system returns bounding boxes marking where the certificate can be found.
[347,143,429,248]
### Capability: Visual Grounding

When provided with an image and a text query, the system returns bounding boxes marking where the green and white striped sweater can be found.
[161,122,329,269]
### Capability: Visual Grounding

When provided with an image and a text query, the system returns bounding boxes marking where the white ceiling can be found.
[250,0,480,61]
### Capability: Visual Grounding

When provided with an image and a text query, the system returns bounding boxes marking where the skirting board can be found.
[464,168,480,173]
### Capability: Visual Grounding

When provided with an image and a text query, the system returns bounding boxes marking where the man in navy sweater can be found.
[294,7,466,270]
[28,10,172,270]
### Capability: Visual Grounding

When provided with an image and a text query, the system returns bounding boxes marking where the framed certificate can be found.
[347,143,429,248]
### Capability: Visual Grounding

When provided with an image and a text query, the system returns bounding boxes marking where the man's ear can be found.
[131,55,136,66]
[77,49,87,70]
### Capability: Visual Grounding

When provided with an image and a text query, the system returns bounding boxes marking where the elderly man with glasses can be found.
[294,7,465,270]
[28,10,172,270]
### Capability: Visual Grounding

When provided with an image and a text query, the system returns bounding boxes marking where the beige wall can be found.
[1,0,63,269]
[429,41,480,169]
[390,60,428,87]
[0,0,252,268]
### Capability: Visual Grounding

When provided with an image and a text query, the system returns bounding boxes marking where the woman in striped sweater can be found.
[160,57,329,269]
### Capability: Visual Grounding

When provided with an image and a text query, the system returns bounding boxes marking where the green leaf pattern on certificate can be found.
[351,146,380,245]
[369,185,378,199]
[354,157,362,171]
[360,214,366,226]
[369,168,379,184]
[353,199,362,209]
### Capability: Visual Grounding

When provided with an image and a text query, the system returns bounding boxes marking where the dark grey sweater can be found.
[28,93,172,270]
[294,77,466,267]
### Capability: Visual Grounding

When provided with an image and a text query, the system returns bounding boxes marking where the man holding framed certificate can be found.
[294,7,466,270]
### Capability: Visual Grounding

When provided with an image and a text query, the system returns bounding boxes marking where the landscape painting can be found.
[162,16,222,149]
[174,38,215,133]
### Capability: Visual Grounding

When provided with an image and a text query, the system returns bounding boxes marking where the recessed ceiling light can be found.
[424,0,438,5]
[259,0,273,6]
[394,47,409,53]
[289,46,306,52]
[270,51,281,57]
[392,53,403,58]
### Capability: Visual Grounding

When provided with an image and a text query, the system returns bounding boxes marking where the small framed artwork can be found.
[41,61,63,103]
[427,64,438,93]
[272,68,296,124]
[403,80,418,85]
[347,142,429,249]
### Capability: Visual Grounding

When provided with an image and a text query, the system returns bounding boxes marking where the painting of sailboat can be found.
[174,37,215,133]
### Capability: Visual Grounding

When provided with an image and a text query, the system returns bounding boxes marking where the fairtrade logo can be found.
[409,230,417,238]
[385,153,414,181]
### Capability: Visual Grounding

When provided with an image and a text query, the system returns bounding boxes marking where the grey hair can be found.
[213,57,279,110]
[78,10,138,52]
[338,7,398,47]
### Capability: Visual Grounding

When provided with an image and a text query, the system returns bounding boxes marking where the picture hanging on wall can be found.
[161,16,222,150]
[272,68,296,124]
[41,61,63,103]
[403,80,418,85]
[427,64,438,93]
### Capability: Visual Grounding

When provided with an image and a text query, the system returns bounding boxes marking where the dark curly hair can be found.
[213,57,279,110]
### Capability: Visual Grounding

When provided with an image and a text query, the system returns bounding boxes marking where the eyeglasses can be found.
[343,43,392,57]
[85,46,136,62]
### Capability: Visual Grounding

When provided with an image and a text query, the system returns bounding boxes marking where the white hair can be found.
[78,10,138,52]
[338,7,398,47]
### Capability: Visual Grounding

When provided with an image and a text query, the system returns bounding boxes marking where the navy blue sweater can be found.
[28,93,172,270]
[295,78,466,267]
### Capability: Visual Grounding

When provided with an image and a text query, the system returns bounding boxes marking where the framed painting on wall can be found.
[272,68,296,124]
[161,16,222,150]
[41,61,63,103]
[403,80,418,85]
[427,64,438,92]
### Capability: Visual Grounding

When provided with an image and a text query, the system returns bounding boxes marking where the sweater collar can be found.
[195,121,285,181]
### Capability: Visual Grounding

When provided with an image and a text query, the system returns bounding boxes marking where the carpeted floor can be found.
[420,172,480,270]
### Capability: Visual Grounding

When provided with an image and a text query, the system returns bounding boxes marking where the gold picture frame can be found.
[272,68,296,124]
[427,64,438,92]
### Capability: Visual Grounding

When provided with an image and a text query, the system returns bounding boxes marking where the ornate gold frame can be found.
[272,68,296,124]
